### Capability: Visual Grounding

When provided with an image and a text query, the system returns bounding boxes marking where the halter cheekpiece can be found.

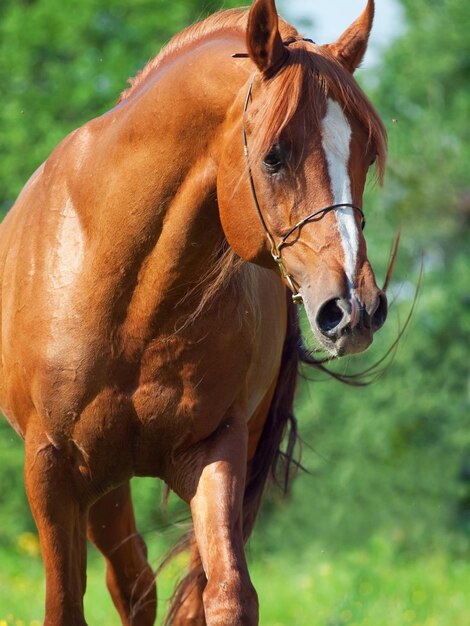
[238,38,366,305]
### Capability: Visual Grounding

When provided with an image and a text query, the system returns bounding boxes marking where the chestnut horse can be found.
[0,1,388,624]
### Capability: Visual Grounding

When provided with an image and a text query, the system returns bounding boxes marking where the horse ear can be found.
[327,0,375,73]
[246,0,287,76]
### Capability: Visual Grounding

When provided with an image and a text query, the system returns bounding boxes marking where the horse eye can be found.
[263,145,284,172]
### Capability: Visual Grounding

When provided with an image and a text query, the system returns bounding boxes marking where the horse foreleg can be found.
[173,411,258,626]
[87,482,156,626]
[24,430,88,626]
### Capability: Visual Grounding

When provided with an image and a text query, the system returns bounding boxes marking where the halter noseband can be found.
[239,39,366,305]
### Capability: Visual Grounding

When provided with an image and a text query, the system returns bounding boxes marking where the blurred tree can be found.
[0,0,239,215]
[371,0,470,243]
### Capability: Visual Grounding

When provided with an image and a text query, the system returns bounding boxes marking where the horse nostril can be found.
[316,298,346,335]
[372,292,388,330]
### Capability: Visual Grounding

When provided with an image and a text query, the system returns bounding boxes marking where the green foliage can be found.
[0,426,36,541]
[251,540,470,626]
[0,0,239,214]
[369,0,470,242]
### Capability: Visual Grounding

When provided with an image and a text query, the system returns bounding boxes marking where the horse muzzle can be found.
[306,290,388,356]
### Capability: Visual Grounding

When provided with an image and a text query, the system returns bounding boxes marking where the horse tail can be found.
[163,291,301,624]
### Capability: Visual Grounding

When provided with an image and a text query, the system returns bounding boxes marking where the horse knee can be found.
[203,575,258,626]
[24,439,88,625]
[103,543,156,626]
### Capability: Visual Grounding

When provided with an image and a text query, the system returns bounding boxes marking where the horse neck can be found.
[74,33,251,338]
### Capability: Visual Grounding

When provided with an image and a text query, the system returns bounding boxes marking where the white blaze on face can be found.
[321,98,358,289]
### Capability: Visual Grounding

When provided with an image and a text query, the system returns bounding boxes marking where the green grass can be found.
[251,539,470,626]
[1,533,469,625]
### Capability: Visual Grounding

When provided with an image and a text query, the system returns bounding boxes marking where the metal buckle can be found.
[272,250,303,305]
[286,274,303,304]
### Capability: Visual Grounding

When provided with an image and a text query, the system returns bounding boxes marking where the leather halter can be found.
[239,39,366,305]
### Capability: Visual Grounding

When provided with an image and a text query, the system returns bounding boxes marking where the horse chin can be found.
[311,328,374,358]
[334,331,374,356]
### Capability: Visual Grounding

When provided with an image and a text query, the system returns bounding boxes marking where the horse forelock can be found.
[248,46,387,184]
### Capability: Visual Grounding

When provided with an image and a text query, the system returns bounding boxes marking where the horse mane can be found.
[173,239,260,336]
[118,8,297,103]
[118,8,249,102]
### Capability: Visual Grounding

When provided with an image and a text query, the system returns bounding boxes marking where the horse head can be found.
[218,0,387,356]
